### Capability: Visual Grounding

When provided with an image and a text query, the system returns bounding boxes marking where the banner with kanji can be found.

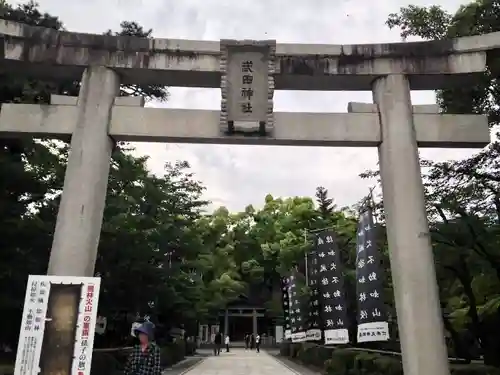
[281,276,292,340]
[315,230,349,344]
[289,270,308,342]
[355,207,389,342]
[306,248,321,341]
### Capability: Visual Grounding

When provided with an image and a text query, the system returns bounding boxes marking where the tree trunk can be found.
[481,311,500,367]
[442,314,471,362]
[457,255,485,351]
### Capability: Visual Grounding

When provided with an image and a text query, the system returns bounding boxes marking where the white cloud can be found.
[15,0,482,212]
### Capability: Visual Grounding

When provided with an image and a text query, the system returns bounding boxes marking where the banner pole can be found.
[369,186,378,225]
[304,229,309,286]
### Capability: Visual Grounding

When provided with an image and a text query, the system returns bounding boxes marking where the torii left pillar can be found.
[48,66,119,277]
[43,66,119,375]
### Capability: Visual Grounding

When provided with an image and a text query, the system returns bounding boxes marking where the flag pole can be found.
[368,186,378,225]
[304,229,309,286]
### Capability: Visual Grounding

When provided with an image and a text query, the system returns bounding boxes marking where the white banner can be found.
[291,331,307,343]
[14,275,101,375]
[324,328,349,345]
[274,325,284,343]
[306,328,322,341]
[357,321,389,343]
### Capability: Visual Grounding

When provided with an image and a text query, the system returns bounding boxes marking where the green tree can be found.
[315,186,336,219]
[0,0,177,348]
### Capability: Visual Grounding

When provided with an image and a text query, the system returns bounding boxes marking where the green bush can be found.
[289,343,302,358]
[280,341,291,357]
[160,339,198,366]
[451,364,500,375]
[371,355,403,375]
[160,341,185,367]
[324,348,359,375]
[185,340,196,356]
[297,343,335,369]
[0,364,14,375]
[280,342,500,375]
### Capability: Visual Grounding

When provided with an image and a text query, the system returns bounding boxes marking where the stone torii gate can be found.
[1,20,498,375]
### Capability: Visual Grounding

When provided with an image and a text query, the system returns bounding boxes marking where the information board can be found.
[14,275,101,375]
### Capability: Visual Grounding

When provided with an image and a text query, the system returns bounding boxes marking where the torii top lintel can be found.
[0,20,498,90]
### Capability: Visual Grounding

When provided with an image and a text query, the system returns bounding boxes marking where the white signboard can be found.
[324,328,349,345]
[275,325,284,343]
[14,275,101,375]
[357,321,390,343]
[291,331,307,343]
[306,328,322,341]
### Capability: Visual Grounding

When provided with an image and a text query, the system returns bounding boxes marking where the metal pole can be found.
[369,186,378,225]
[304,229,309,286]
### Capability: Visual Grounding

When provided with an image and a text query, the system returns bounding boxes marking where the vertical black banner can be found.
[281,276,292,340]
[316,230,349,344]
[289,270,307,342]
[306,249,321,341]
[356,207,389,342]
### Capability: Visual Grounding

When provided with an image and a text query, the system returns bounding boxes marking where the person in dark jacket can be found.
[213,331,222,356]
[250,333,255,350]
[124,321,161,375]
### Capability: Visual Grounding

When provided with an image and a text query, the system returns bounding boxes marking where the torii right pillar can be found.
[373,74,450,375]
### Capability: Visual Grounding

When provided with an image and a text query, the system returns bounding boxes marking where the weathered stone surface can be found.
[50,94,145,107]
[219,40,275,135]
[348,102,440,114]
[0,20,497,90]
[0,104,489,148]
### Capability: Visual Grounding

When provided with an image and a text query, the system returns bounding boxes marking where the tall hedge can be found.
[279,342,500,375]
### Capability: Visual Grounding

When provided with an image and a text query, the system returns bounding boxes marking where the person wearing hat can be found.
[124,321,161,375]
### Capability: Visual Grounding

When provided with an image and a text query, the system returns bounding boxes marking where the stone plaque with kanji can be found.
[220,40,275,134]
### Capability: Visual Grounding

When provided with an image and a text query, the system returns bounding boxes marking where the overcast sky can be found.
[14,0,483,212]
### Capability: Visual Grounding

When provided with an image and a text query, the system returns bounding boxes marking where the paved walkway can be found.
[181,349,298,375]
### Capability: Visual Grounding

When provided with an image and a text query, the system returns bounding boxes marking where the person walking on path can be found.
[255,333,261,353]
[124,321,161,375]
[250,333,255,350]
[213,331,222,356]
[244,334,250,350]
[225,334,230,352]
